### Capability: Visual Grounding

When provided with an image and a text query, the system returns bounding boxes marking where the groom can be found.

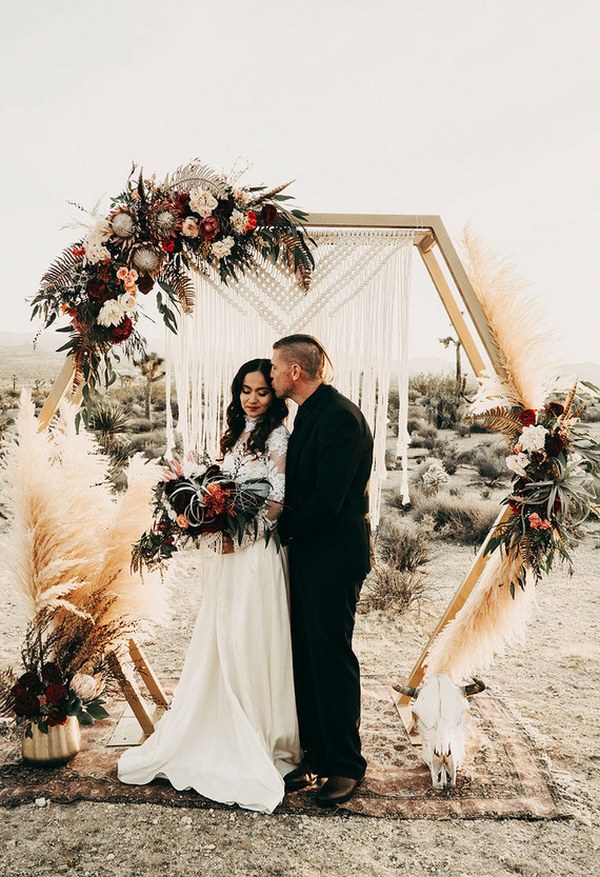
[271,334,373,806]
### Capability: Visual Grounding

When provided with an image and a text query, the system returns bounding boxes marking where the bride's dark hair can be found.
[219,358,288,459]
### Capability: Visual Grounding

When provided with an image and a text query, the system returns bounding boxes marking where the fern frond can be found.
[40,245,84,297]
[158,262,195,313]
[466,406,522,436]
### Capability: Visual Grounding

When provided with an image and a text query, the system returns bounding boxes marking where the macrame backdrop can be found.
[164,227,415,526]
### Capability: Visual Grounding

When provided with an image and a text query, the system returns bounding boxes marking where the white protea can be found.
[71,672,104,702]
[131,244,162,274]
[111,209,137,240]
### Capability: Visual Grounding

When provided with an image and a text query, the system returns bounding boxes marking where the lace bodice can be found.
[221,418,289,549]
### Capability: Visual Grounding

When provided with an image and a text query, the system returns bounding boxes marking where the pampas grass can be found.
[460,225,555,412]
[1,393,169,663]
[425,549,537,683]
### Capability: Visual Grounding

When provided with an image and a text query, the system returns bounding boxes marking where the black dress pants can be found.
[288,546,367,780]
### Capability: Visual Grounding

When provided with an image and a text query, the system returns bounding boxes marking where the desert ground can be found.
[0,363,599,877]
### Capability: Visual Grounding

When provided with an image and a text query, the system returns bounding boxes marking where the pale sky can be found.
[1,0,599,362]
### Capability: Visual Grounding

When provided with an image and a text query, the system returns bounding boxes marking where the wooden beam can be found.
[37,356,78,430]
[128,639,169,708]
[395,507,510,709]
[417,243,487,377]
[106,651,156,738]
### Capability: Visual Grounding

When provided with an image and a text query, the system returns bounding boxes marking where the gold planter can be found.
[22,716,81,765]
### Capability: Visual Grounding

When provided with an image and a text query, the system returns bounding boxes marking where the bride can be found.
[118,358,301,813]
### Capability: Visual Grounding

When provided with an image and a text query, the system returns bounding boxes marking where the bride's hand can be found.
[222,534,235,554]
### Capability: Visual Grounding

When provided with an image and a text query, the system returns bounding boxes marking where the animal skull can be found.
[397,674,484,789]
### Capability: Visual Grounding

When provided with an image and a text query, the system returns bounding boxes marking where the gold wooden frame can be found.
[36,213,506,741]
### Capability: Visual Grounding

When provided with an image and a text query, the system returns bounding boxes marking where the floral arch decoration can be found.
[31,161,315,419]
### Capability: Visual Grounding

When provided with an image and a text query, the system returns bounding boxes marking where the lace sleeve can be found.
[231,425,288,551]
[261,425,288,528]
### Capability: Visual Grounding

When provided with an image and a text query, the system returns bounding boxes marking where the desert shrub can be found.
[375,515,430,572]
[580,402,600,423]
[448,485,463,497]
[415,495,498,546]
[358,566,427,614]
[460,440,508,486]
[468,419,493,434]
[430,441,460,475]
[409,373,466,429]
[89,400,131,436]
[407,415,429,434]
[128,417,155,434]
[455,422,471,438]
[386,484,426,512]
[385,448,399,471]
[409,425,439,449]
[128,429,167,460]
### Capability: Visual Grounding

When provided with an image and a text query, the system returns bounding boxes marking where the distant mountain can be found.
[0,332,598,385]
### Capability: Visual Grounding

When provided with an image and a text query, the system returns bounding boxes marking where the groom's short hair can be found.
[273,334,328,381]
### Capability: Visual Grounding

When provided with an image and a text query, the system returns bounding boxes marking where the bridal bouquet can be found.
[131,457,271,573]
[474,382,600,593]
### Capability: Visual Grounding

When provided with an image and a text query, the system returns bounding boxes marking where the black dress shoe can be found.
[315,775,364,807]
[284,763,319,791]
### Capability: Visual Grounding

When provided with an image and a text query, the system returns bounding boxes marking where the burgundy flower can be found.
[519,408,537,426]
[161,238,176,253]
[41,662,62,684]
[10,682,26,698]
[217,197,234,218]
[245,210,257,231]
[174,192,190,212]
[199,216,220,241]
[260,204,278,226]
[18,671,40,691]
[87,277,111,306]
[508,500,521,516]
[547,402,564,417]
[110,317,134,343]
[47,711,68,727]
[14,692,39,718]
[137,274,155,295]
[546,433,566,455]
[45,683,68,706]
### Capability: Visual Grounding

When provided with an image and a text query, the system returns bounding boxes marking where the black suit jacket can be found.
[279,384,374,582]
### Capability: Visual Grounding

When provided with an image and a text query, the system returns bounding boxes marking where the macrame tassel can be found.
[165,228,415,526]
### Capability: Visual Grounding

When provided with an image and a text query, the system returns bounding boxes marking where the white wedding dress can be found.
[117,418,301,813]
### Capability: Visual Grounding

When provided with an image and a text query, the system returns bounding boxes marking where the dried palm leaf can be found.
[163,161,228,198]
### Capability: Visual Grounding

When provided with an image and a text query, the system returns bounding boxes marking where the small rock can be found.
[181,815,192,826]
[106,853,115,861]
[34,797,47,808]
[205,844,216,851]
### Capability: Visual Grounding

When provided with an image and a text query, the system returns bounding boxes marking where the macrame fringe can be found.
[165,227,415,527]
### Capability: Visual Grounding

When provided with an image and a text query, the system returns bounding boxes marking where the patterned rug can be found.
[0,678,568,819]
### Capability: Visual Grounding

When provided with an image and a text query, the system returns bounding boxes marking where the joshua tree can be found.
[136,353,165,421]
[439,334,466,394]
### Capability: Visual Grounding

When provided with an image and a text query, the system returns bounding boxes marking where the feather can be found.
[163,161,229,197]
[425,549,537,683]
[460,226,556,410]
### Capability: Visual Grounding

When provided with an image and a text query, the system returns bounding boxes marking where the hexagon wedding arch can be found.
[28,163,598,779]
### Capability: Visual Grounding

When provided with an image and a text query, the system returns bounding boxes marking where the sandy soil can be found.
[1,528,599,877]
[1,420,599,877]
